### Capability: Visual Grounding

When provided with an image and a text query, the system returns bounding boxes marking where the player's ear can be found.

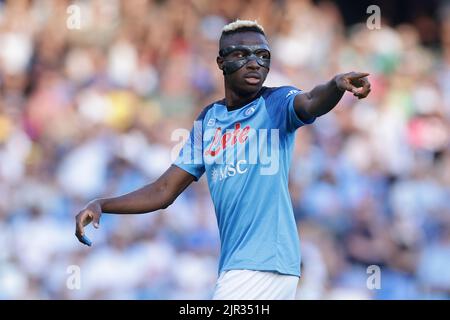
[217,56,224,72]
[217,56,226,76]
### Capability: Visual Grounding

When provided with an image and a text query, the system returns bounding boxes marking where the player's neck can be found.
[224,87,263,112]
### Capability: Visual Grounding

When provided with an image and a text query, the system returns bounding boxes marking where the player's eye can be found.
[232,51,246,59]
[256,50,270,59]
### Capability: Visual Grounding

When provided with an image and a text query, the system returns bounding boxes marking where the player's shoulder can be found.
[261,86,302,100]
[195,99,224,121]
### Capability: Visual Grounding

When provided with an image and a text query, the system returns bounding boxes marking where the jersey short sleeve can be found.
[263,86,315,133]
[173,104,214,180]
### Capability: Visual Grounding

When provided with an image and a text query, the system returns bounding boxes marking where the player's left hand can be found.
[335,72,371,99]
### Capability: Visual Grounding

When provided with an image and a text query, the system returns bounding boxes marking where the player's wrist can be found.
[88,198,104,212]
[333,74,346,92]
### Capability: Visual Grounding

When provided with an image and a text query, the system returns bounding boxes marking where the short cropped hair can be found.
[221,19,265,35]
[219,19,266,48]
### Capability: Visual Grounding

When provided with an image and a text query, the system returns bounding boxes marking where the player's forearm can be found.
[302,76,345,117]
[95,182,173,214]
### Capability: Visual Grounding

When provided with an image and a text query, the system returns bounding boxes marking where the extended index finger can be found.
[349,72,370,79]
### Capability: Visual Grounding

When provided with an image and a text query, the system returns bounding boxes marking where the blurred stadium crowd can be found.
[0,0,449,299]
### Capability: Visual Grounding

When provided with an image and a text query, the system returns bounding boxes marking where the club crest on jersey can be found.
[244,107,255,116]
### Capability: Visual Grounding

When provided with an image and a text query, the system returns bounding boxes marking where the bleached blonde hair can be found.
[221,19,265,35]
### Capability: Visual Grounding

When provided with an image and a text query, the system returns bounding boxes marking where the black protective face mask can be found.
[219,44,271,75]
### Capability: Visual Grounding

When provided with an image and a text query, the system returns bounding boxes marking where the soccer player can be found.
[75,19,371,299]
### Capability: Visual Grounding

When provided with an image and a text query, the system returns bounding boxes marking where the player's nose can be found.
[245,57,260,70]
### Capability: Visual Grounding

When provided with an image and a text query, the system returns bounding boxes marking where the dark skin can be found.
[216,32,271,110]
[75,30,371,246]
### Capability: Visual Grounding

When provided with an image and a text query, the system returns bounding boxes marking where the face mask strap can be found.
[219,44,271,58]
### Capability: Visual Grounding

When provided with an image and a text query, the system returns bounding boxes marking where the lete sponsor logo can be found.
[171,121,281,175]
[205,122,250,157]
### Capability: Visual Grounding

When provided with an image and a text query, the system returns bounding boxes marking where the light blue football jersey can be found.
[174,86,315,276]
